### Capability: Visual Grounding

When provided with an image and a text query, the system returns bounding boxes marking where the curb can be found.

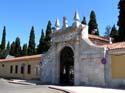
[8,81,36,85]
[49,87,70,93]
[49,86,77,93]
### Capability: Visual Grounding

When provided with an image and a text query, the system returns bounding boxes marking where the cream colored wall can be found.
[0,58,41,80]
[112,55,125,79]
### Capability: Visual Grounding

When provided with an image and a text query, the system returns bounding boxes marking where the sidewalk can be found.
[8,79,125,93]
[50,86,125,93]
[8,79,38,85]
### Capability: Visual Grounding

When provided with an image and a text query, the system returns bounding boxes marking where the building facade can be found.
[0,11,125,88]
[0,54,42,80]
[40,11,125,88]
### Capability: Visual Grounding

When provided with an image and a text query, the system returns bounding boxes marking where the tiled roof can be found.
[106,42,125,50]
[89,34,109,42]
[99,42,125,50]
[0,54,42,62]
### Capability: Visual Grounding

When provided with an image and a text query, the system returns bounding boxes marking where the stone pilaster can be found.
[74,36,80,85]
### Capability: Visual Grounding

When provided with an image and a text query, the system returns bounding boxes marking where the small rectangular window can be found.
[27,65,31,74]
[21,66,24,74]
[15,65,18,73]
[10,65,13,73]
[2,64,4,67]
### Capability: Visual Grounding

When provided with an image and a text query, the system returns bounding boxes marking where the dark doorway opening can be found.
[60,47,74,85]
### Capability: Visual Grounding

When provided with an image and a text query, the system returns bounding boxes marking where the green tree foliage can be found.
[81,16,87,25]
[110,25,119,42]
[0,26,7,59]
[88,10,99,35]
[117,0,125,41]
[14,37,21,57]
[37,29,46,54]
[10,41,15,56]
[21,43,28,56]
[45,20,52,41]
[0,49,7,59]
[0,21,53,58]
[1,26,6,50]
[44,20,52,51]
[6,41,10,55]
[6,42,10,51]
[28,26,36,55]
[104,25,111,37]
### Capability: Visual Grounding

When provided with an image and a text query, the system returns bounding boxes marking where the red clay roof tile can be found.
[0,54,42,62]
[88,34,109,42]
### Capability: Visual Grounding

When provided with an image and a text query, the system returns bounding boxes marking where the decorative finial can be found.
[74,10,80,21]
[55,18,60,30]
[72,10,81,28]
[109,37,112,44]
[63,16,68,28]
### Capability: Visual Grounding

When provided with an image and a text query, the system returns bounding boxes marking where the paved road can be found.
[0,79,65,93]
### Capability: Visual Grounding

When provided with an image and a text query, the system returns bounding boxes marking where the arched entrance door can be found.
[60,47,74,85]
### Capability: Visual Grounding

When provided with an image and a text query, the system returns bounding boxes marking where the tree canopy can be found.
[88,11,99,36]
[21,43,28,56]
[81,16,87,25]
[118,0,125,41]
[1,26,6,50]
[44,20,52,52]
[37,29,46,54]
[110,25,118,42]
[28,26,36,55]
[14,37,21,57]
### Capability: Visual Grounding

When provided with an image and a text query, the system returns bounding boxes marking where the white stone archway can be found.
[40,11,106,87]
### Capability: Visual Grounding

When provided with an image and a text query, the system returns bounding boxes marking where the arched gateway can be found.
[40,11,107,87]
[60,47,74,85]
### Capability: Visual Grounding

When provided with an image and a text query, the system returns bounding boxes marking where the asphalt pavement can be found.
[0,78,65,93]
[1,78,125,93]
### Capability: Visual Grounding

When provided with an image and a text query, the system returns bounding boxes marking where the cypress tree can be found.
[88,10,99,35]
[110,25,118,42]
[0,49,7,59]
[44,20,52,51]
[6,41,10,55]
[14,37,21,57]
[37,29,45,54]
[22,43,28,56]
[81,16,87,25]
[117,0,125,41]
[104,25,111,37]
[110,25,118,37]
[28,26,36,55]
[45,20,52,41]
[1,26,6,50]
[10,41,15,56]
[6,42,10,51]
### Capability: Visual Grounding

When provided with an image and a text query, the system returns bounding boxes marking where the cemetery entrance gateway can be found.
[60,46,74,85]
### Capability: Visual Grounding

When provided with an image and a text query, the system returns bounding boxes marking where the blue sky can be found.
[0,0,119,45]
